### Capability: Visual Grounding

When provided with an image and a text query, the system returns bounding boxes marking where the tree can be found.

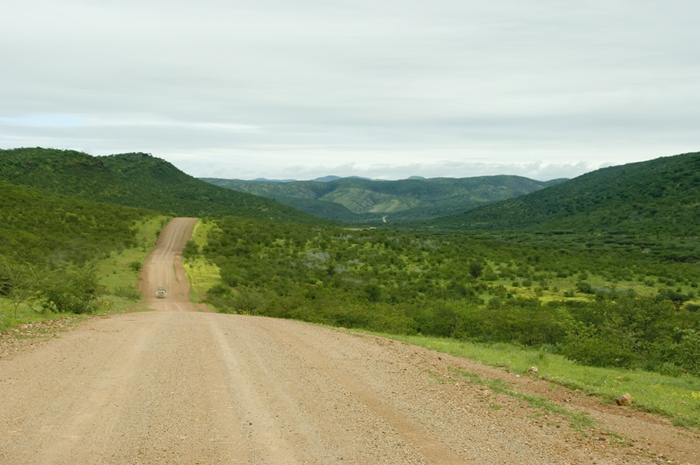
[468,261,483,279]
[39,265,99,314]
[660,290,690,311]
[0,257,43,318]
[676,329,700,375]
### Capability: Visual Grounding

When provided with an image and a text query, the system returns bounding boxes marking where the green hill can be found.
[433,151,700,236]
[201,175,562,223]
[0,147,325,224]
[0,179,152,265]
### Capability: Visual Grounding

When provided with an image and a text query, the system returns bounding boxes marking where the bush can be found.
[576,281,594,294]
[563,323,638,368]
[676,329,700,375]
[488,297,502,309]
[40,266,99,314]
[468,261,483,278]
[686,303,700,313]
[183,240,200,259]
[207,283,232,297]
[230,286,270,315]
[113,285,142,300]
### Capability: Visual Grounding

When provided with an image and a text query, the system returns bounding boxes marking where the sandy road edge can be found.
[340,329,700,464]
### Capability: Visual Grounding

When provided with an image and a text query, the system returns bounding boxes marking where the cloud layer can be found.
[2,0,698,180]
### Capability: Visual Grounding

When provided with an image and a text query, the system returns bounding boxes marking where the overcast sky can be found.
[1,1,698,181]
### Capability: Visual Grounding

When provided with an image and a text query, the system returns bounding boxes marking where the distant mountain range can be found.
[3,147,698,238]
[201,175,566,223]
[252,175,372,183]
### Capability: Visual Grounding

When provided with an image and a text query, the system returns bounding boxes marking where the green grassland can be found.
[182,220,221,303]
[96,216,170,310]
[372,333,700,428]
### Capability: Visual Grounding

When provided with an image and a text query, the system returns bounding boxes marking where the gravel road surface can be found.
[1,218,698,464]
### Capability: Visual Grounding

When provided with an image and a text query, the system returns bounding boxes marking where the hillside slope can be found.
[0,178,152,264]
[0,148,324,223]
[434,151,700,236]
[202,175,562,223]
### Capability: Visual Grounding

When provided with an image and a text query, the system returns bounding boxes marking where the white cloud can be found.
[1,0,698,181]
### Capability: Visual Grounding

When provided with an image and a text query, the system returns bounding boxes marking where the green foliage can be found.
[182,240,200,259]
[0,179,150,264]
[0,257,43,317]
[674,329,700,375]
[0,147,325,223]
[0,168,162,326]
[39,265,99,314]
[434,151,700,237]
[468,261,484,278]
[202,175,561,224]
[194,216,700,376]
[5,145,700,385]
[659,289,691,311]
[378,333,700,428]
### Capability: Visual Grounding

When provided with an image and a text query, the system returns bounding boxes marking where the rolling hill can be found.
[432,151,700,236]
[0,178,152,265]
[201,175,564,223]
[0,148,325,224]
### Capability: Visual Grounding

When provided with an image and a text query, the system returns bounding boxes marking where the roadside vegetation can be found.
[375,332,700,429]
[183,215,700,427]
[182,220,220,303]
[4,147,699,429]
[0,179,163,331]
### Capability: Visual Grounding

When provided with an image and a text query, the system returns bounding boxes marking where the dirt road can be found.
[1,218,698,464]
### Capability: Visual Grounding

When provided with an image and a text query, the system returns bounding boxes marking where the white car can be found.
[155,287,167,298]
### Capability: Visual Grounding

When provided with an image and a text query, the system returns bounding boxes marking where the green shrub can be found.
[40,266,99,314]
[676,329,700,375]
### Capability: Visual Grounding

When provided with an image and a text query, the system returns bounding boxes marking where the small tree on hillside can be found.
[40,265,99,314]
[468,261,483,279]
[659,290,690,311]
[0,257,43,318]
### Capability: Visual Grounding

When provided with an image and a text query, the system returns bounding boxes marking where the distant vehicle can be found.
[156,287,167,298]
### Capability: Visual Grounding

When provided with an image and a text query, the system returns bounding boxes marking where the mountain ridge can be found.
[0,147,326,224]
[431,151,700,236]
[202,174,565,223]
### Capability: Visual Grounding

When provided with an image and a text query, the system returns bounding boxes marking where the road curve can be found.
[0,218,698,464]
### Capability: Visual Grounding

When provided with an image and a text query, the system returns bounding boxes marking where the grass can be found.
[97,215,168,309]
[183,219,221,302]
[1,306,77,333]
[366,332,700,429]
[447,366,595,433]
[1,216,166,333]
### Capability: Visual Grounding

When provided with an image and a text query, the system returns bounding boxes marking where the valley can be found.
[1,147,699,463]
[1,217,698,464]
